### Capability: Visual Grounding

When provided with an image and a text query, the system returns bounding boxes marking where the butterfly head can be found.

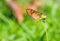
[40,14,46,22]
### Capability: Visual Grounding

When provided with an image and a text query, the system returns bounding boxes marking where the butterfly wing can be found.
[26,9,31,15]
[26,9,40,20]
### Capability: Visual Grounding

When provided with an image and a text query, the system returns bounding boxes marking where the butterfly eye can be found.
[42,18,46,23]
[42,16,46,22]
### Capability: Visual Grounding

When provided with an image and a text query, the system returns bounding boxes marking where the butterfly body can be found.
[26,9,46,22]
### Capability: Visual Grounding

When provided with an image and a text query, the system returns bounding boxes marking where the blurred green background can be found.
[0,0,60,41]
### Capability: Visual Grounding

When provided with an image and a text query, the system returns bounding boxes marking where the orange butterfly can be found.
[26,8,46,22]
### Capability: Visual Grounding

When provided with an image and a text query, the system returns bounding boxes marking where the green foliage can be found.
[0,0,60,41]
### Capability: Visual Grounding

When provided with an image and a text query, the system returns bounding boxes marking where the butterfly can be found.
[26,8,46,22]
